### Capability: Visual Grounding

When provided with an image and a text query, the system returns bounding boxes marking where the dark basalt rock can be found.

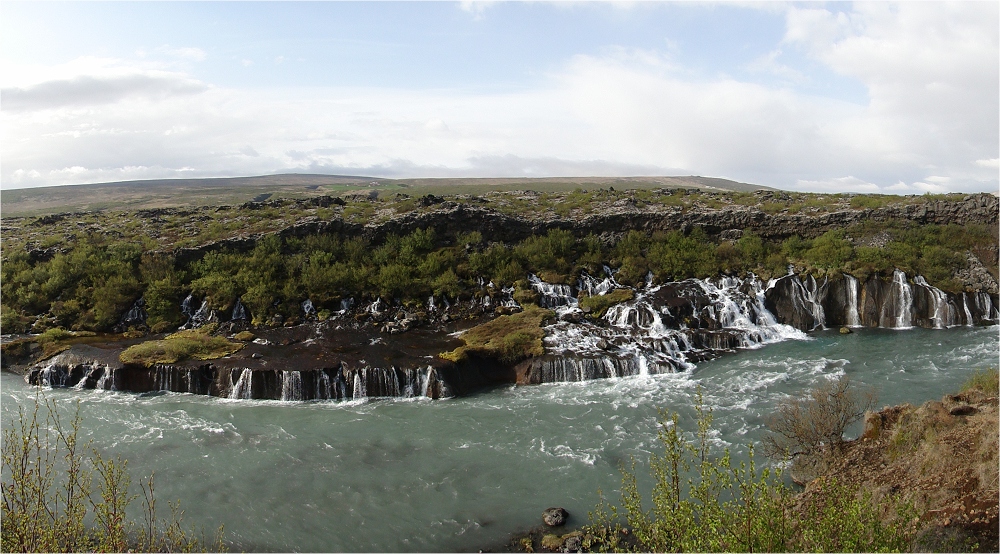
[542,507,569,527]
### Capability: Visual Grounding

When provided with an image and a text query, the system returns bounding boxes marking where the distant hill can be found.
[0,174,770,217]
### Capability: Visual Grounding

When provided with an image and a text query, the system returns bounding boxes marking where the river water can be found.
[2,325,997,552]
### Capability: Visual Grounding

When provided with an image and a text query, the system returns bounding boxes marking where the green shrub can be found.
[1,396,225,552]
[586,389,916,553]
[804,230,854,270]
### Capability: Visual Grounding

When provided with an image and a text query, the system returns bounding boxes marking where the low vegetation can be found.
[440,305,553,364]
[962,367,999,396]
[1,187,994,335]
[119,323,243,366]
[579,289,634,318]
[762,375,877,482]
[581,389,916,553]
[1,396,225,552]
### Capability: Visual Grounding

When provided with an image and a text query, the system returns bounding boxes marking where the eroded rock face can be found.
[765,272,999,330]
[169,194,1000,266]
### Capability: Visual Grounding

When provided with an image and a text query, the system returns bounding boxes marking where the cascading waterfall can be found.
[969,291,999,322]
[230,369,253,399]
[890,269,914,329]
[578,268,619,297]
[499,286,519,308]
[914,276,956,328]
[38,362,69,387]
[962,293,975,326]
[317,370,334,400]
[231,298,249,321]
[845,275,861,327]
[95,367,113,390]
[532,276,807,384]
[353,372,366,400]
[529,274,578,310]
[281,371,304,401]
[789,275,826,330]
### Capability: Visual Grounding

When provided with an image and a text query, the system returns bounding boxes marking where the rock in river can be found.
[542,507,569,527]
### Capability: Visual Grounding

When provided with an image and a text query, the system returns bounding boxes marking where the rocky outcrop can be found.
[799,385,999,552]
[167,194,1000,265]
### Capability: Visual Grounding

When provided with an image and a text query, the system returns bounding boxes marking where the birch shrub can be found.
[1,395,225,553]
[584,389,915,553]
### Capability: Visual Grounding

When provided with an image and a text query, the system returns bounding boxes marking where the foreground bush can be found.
[1,396,225,552]
[585,389,915,552]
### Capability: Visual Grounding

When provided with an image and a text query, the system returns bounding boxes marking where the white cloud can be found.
[744,49,807,84]
[1,73,208,111]
[1,3,996,194]
[792,176,880,194]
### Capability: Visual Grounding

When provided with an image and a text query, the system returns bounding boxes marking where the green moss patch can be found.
[440,305,553,364]
[120,323,243,366]
[578,289,634,318]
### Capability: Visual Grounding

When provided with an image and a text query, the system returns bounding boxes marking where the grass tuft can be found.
[962,367,999,396]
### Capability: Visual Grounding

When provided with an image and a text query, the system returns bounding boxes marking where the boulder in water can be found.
[542,507,569,527]
[839,326,852,334]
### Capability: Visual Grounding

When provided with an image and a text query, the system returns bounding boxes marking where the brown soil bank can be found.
[801,383,999,552]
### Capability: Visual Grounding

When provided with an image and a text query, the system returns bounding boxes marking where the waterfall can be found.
[421,367,433,397]
[795,275,826,330]
[536,275,806,385]
[230,369,253,399]
[970,291,998,322]
[187,300,212,329]
[890,270,914,329]
[578,270,619,297]
[301,299,316,319]
[500,286,519,308]
[353,372,366,400]
[427,296,436,312]
[231,298,249,321]
[95,367,114,390]
[845,275,861,327]
[317,370,334,400]
[37,363,69,387]
[962,293,975,326]
[914,276,955,328]
[529,274,578,310]
[281,371,304,401]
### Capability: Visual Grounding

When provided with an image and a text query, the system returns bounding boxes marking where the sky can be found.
[1,1,997,194]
